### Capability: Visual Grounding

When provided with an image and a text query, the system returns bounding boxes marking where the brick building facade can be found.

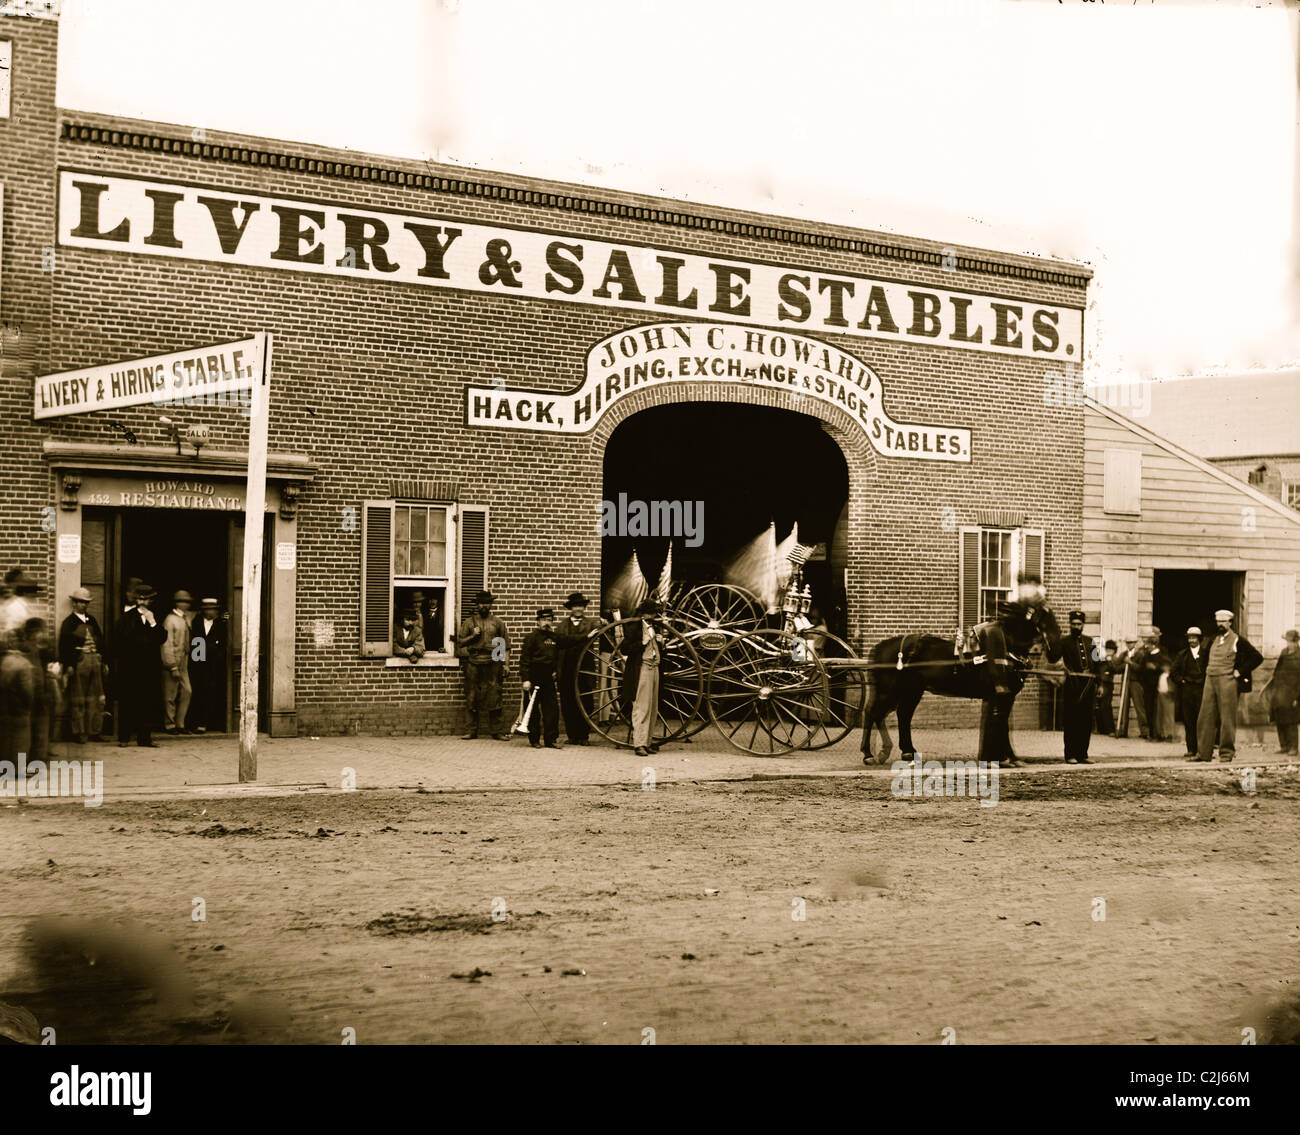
[1,8,1091,738]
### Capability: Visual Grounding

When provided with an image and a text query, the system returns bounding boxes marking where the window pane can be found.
[395,507,409,542]
[410,545,426,576]
[426,541,446,575]
[394,543,409,576]
[428,510,446,542]
[411,509,427,541]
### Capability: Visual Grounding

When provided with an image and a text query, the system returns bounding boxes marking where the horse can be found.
[860,603,1062,768]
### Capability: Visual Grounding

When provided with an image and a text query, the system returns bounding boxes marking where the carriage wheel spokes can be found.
[706,629,829,756]
[674,583,764,636]
[573,617,704,749]
[801,632,867,751]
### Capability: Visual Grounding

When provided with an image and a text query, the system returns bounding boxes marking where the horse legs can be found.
[861,679,898,766]
[895,680,924,759]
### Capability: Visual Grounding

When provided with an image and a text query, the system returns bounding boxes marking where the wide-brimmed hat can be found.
[536,607,554,620]
[70,587,92,602]
[473,590,495,605]
[4,569,40,593]
[200,597,220,606]
[134,583,157,600]
[1285,629,1299,642]
[173,589,194,603]
[565,592,589,609]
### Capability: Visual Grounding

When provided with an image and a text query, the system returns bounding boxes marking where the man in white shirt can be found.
[161,590,195,734]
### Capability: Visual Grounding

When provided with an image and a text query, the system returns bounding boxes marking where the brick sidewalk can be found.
[16,724,1293,802]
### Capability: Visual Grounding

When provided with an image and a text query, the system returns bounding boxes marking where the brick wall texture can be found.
[1,12,1089,738]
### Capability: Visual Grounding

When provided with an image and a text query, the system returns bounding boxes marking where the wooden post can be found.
[239,333,272,782]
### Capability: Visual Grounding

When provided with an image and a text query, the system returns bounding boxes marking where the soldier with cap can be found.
[1195,609,1262,763]
[113,583,166,747]
[189,598,227,733]
[1059,610,1101,764]
[519,608,563,749]
[455,590,510,739]
[1169,626,1208,758]
[161,590,195,734]
[555,591,603,745]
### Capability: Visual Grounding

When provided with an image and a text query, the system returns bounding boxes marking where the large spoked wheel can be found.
[706,628,829,756]
[801,632,867,751]
[673,584,764,639]
[572,618,704,749]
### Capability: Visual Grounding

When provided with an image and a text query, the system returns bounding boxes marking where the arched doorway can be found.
[602,402,851,634]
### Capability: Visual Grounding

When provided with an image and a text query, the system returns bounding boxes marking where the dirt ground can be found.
[2,765,1299,1045]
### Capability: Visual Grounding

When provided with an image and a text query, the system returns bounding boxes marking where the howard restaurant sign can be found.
[58,170,1083,362]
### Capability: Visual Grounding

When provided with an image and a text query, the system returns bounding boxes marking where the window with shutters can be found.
[958,526,1045,631]
[360,500,487,661]
[1284,481,1300,509]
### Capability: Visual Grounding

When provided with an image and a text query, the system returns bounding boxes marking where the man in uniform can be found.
[114,583,166,747]
[189,598,227,733]
[1195,609,1262,763]
[1169,626,1207,759]
[555,591,602,746]
[1059,610,1101,764]
[519,608,563,749]
[455,590,510,740]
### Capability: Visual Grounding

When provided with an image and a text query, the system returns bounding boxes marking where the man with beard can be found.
[555,592,602,746]
[1059,610,1101,764]
[1195,609,1262,763]
[455,590,510,740]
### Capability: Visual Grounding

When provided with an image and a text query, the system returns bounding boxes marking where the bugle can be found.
[512,685,539,734]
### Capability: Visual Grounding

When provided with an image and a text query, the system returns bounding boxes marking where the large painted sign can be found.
[33,335,263,420]
[57,170,1083,363]
[466,322,972,462]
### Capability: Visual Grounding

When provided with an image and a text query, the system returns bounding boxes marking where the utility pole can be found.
[239,333,272,782]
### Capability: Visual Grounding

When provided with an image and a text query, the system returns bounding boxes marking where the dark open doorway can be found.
[602,403,850,632]
[1152,569,1243,652]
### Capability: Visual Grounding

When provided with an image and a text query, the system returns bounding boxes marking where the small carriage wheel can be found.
[673,583,765,635]
[572,617,704,749]
[705,628,829,756]
[799,632,867,751]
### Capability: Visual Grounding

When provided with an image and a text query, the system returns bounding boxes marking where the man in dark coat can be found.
[113,583,167,747]
[1264,629,1300,755]
[1169,626,1208,758]
[518,609,562,749]
[455,590,510,740]
[1058,610,1101,764]
[554,591,602,746]
[1130,629,1170,740]
[1195,609,1263,763]
[188,598,227,733]
[1095,640,1120,736]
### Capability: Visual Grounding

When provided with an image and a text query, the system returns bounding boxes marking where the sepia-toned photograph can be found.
[0,0,1297,1102]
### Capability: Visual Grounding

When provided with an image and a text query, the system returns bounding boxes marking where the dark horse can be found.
[861,602,1062,768]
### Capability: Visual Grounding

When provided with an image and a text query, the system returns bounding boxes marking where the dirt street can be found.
[2,765,1298,1044]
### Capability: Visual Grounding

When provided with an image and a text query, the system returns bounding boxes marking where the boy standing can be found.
[519,608,562,749]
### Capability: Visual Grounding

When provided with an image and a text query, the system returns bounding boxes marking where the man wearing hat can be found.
[59,587,109,744]
[1129,628,1170,741]
[621,599,665,757]
[1169,627,1208,758]
[1263,629,1300,755]
[189,598,228,733]
[1058,610,1101,764]
[113,584,167,746]
[1195,609,1262,763]
[455,590,510,740]
[0,569,40,647]
[161,590,195,734]
[518,609,563,749]
[555,591,602,746]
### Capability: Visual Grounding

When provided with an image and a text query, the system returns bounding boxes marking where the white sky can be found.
[53,0,1300,383]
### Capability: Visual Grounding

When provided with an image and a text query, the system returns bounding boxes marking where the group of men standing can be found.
[1057,607,1297,764]
[454,590,661,753]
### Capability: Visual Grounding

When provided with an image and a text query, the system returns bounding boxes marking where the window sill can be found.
[384,654,461,668]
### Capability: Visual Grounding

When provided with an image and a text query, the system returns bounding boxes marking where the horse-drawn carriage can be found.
[569,563,1061,764]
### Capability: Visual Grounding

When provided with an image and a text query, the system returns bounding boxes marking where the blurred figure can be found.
[1264,629,1300,755]
[114,584,166,748]
[1169,626,1207,758]
[1132,628,1169,740]
[161,590,194,735]
[188,598,227,733]
[0,619,38,773]
[0,569,40,646]
[64,622,108,745]
[1155,654,1177,744]
[1095,639,1119,736]
[21,618,57,766]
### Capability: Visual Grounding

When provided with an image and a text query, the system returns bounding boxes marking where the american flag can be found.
[787,543,815,566]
